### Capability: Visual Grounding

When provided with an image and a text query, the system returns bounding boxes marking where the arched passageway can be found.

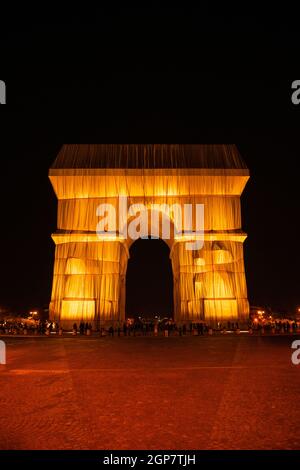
[125,238,173,319]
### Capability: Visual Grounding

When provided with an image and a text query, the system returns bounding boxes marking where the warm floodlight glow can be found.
[204,299,238,321]
[61,300,95,321]
[49,145,249,327]
[194,257,205,266]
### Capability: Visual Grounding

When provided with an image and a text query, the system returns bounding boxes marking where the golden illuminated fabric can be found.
[49,144,250,327]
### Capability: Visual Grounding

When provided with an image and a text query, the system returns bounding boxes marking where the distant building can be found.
[250,306,266,316]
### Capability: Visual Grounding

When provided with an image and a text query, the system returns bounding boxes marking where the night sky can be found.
[0,10,300,315]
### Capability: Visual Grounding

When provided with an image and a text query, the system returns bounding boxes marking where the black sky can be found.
[0,10,299,314]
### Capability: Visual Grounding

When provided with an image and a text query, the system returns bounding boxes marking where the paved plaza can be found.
[1,335,300,449]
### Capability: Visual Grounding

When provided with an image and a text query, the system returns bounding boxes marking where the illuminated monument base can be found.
[49,145,250,329]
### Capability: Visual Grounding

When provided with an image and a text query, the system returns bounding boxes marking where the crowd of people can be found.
[250,319,299,334]
[0,319,58,335]
[105,321,212,337]
[0,318,299,337]
[102,319,300,337]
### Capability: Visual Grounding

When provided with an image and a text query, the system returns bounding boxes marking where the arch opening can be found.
[125,238,174,320]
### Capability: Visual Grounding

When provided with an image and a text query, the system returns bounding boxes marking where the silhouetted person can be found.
[109,326,114,337]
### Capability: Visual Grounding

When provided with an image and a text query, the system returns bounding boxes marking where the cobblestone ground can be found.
[0,335,300,450]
